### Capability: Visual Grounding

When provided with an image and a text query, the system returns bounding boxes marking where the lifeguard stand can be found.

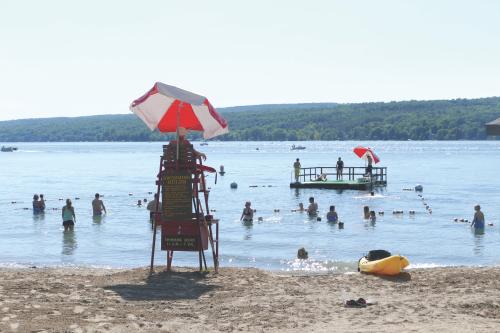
[149,140,219,273]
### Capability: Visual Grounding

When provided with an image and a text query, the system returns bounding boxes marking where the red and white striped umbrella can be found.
[130,82,229,139]
[353,146,380,164]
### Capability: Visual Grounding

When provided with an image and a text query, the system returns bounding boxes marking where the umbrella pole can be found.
[176,102,182,163]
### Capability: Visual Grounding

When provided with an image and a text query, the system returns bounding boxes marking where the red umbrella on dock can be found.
[129,82,229,139]
[353,146,380,164]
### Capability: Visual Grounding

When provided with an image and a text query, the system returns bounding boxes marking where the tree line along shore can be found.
[1,97,500,142]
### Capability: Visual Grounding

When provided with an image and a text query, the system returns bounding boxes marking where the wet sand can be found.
[1,266,499,332]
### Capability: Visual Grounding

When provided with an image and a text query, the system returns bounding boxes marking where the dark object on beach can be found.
[230,182,238,189]
[366,250,391,261]
[316,217,321,221]
[344,298,367,308]
[297,247,308,259]
[75,197,80,200]
[338,222,344,229]
[414,184,423,192]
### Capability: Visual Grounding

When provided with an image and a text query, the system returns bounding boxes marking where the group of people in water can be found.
[32,193,110,231]
[241,197,341,224]
[239,196,487,231]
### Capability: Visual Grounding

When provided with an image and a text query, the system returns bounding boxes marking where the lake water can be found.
[1,141,500,272]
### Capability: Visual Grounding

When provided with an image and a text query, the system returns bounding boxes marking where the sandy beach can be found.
[0,266,499,332]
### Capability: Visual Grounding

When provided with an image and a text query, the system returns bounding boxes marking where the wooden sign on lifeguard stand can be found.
[149,140,219,273]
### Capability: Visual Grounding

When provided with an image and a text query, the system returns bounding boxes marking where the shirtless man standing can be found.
[92,193,106,216]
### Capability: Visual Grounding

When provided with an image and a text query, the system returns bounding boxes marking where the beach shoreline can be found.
[1,266,500,332]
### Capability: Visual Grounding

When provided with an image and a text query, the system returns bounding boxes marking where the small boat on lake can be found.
[1,146,17,152]
[200,142,208,146]
[291,144,306,150]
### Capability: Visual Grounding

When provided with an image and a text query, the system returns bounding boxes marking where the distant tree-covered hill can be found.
[0,98,499,141]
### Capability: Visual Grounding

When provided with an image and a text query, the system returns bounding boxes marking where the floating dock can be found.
[290,166,387,190]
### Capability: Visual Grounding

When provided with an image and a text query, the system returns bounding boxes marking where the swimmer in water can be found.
[92,193,106,216]
[292,202,305,212]
[326,205,338,223]
[471,204,485,231]
[307,197,318,216]
[363,206,370,219]
[240,201,254,222]
[62,199,76,231]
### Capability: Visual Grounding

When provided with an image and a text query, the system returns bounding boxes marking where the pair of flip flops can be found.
[344,298,367,308]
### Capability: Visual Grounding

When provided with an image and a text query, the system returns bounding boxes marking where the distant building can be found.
[486,118,500,136]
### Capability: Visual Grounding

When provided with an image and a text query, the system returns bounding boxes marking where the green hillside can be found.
[0,98,499,141]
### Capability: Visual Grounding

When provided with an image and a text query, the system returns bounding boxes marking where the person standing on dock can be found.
[293,158,301,183]
[336,157,344,180]
[365,154,373,178]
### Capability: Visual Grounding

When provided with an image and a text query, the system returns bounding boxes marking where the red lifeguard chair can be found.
[149,140,219,273]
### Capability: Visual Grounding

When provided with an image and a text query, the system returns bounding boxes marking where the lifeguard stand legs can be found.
[149,156,164,275]
[149,155,219,274]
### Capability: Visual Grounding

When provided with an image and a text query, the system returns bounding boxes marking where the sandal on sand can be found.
[344,299,367,308]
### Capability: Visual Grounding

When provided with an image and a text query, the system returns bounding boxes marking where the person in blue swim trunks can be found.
[471,204,485,231]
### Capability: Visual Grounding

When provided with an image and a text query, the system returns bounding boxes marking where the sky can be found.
[1,0,500,121]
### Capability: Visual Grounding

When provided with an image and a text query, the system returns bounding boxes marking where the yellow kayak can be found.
[358,255,410,276]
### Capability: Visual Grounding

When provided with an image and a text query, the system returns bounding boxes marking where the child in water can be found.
[369,211,376,222]
[292,203,305,212]
[240,201,254,222]
[327,205,338,222]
